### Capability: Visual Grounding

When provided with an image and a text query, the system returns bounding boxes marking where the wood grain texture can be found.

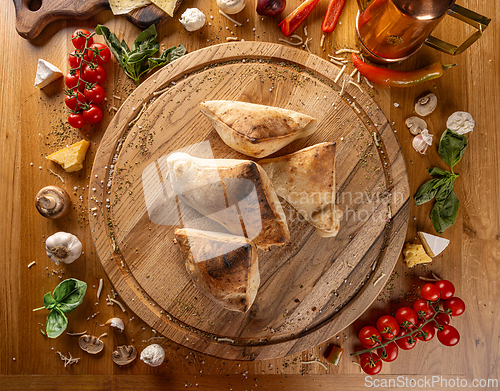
[1,0,499,387]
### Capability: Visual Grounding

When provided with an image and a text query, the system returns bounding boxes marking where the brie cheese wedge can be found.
[418,231,450,257]
[34,59,63,89]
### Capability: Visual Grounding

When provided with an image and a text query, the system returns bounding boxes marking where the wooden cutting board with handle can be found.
[13,0,182,39]
[89,42,410,360]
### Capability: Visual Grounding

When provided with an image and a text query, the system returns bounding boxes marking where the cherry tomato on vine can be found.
[84,84,105,104]
[68,50,82,69]
[433,312,451,328]
[358,326,382,348]
[395,328,417,350]
[416,320,435,342]
[83,64,107,84]
[395,307,418,329]
[65,71,85,91]
[71,29,93,50]
[64,91,87,111]
[84,43,111,65]
[376,315,400,340]
[443,297,465,317]
[68,113,85,128]
[435,280,455,300]
[413,299,435,320]
[360,353,383,375]
[83,104,103,124]
[437,325,460,347]
[376,341,398,362]
[421,283,440,302]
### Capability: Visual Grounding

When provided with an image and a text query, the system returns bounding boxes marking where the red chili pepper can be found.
[279,0,320,37]
[321,0,346,33]
[352,54,456,87]
[324,344,344,366]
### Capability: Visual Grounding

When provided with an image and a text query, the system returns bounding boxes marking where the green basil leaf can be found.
[166,43,187,63]
[131,24,157,53]
[46,308,68,339]
[147,44,187,77]
[438,129,467,169]
[127,46,159,65]
[414,178,447,206]
[435,177,455,203]
[43,292,57,310]
[53,278,87,313]
[428,167,450,177]
[430,191,459,234]
[95,25,129,69]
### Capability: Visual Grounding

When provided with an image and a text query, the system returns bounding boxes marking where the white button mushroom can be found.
[35,186,71,219]
[112,345,137,366]
[415,93,437,117]
[217,0,247,14]
[446,111,475,135]
[45,232,82,265]
[405,117,428,136]
[140,344,165,367]
[179,8,206,32]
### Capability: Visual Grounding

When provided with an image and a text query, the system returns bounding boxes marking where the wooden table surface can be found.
[1,1,498,390]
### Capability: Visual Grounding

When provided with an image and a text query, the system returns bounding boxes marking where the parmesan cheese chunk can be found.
[403,243,432,268]
[418,232,450,257]
[34,59,62,89]
[46,140,90,173]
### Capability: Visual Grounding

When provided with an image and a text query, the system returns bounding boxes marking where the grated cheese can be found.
[350,68,358,78]
[48,169,65,183]
[301,360,328,370]
[303,25,308,37]
[97,278,103,301]
[339,78,346,96]
[109,298,126,312]
[330,58,344,66]
[226,36,238,41]
[373,273,386,286]
[304,37,312,53]
[363,76,374,88]
[335,48,360,54]
[27,261,36,268]
[348,80,364,94]
[334,65,346,84]
[219,10,242,26]
[217,337,235,343]
[320,34,325,48]
[56,351,80,367]
[279,36,303,46]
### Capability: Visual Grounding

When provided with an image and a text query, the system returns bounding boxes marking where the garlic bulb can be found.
[45,232,82,265]
[446,111,475,135]
[412,129,433,155]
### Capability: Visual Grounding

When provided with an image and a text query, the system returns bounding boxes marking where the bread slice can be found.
[199,101,317,158]
[175,228,260,313]
[260,142,342,237]
[167,152,290,249]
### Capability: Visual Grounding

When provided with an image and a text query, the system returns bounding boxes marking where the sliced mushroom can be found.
[104,317,125,332]
[35,186,71,219]
[405,117,428,135]
[415,93,437,117]
[112,345,137,366]
[79,334,104,354]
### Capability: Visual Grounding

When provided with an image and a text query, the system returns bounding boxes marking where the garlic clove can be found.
[420,129,433,146]
[412,134,429,154]
[104,317,125,332]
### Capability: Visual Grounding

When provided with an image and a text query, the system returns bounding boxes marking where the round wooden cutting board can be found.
[89,42,410,360]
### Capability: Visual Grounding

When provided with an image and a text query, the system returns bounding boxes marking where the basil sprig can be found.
[95,24,187,84]
[33,278,87,338]
[414,129,467,234]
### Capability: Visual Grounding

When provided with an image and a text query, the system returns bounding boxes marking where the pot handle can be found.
[424,4,491,55]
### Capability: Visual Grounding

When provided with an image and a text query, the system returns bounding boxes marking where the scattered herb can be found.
[95,24,187,84]
[414,129,467,234]
[33,278,87,338]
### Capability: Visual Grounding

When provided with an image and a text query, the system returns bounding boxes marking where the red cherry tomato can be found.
[420,283,440,302]
[358,326,382,348]
[84,43,111,65]
[360,353,383,375]
[64,91,87,111]
[68,113,85,128]
[68,50,82,69]
[416,320,435,342]
[413,299,435,320]
[65,71,85,91]
[71,29,93,50]
[83,64,107,84]
[376,341,398,362]
[443,297,465,317]
[83,104,103,124]
[435,280,455,300]
[84,84,105,104]
[395,328,417,350]
[433,312,451,328]
[395,307,418,329]
[376,315,400,340]
[437,325,460,347]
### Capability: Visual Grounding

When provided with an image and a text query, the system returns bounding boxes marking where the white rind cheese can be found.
[418,231,450,257]
[34,59,62,89]
[109,0,152,15]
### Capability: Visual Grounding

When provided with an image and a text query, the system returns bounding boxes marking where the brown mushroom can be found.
[78,334,104,354]
[35,186,71,219]
[112,345,137,366]
[405,117,428,135]
[415,93,437,117]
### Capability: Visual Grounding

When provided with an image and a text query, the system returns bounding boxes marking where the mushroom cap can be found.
[35,186,71,219]
[405,116,428,135]
[415,93,437,117]
[79,334,104,354]
[112,345,137,366]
